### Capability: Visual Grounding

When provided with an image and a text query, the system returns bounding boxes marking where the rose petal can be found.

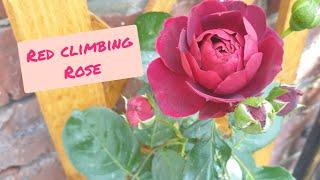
[247,105,266,126]
[244,34,258,61]
[225,1,267,39]
[235,36,283,97]
[245,52,263,79]
[187,0,227,45]
[126,111,140,127]
[196,29,239,42]
[190,37,202,62]
[260,27,283,46]
[214,71,247,95]
[277,86,303,116]
[156,16,188,74]
[147,58,205,117]
[186,81,245,103]
[181,51,223,90]
[127,97,153,118]
[178,28,188,52]
[179,29,193,78]
[199,101,231,120]
[214,52,262,95]
[201,11,247,36]
[209,54,239,79]
[243,17,258,40]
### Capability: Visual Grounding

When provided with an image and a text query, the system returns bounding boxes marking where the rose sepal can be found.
[138,116,156,130]
[234,98,275,134]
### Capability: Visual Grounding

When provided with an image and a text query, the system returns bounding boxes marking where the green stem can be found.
[157,118,185,140]
[281,28,293,38]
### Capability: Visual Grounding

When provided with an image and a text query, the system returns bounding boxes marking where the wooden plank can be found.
[253,0,309,165]
[275,0,309,83]
[144,0,177,12]
[3,1,105,179]
[244,0,255,4]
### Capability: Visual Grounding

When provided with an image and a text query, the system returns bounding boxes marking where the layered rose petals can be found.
[214,52,262,95]
[224,1,267,39]
[156,16,188,74]
[147,0,284,120]
[187,0,227,44]
[199,101,233,120]
[147,58,206,117]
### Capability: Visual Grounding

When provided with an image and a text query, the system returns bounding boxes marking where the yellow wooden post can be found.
[253,0,309,165]
[145,0,177,12]
[275,0,309,84]
[244,0,255,4]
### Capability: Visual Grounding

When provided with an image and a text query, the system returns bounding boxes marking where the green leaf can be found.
[62,107,141,178]
[183,123,231,180]
[229,115,284,152]
[181,120,213,140]
[134,115,175,147]
[87,170,124,180]
[255,167,295,180]
[136,12,171,51]
[152,150,185,180]
[231,150,294,180]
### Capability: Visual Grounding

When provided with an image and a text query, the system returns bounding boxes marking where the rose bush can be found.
[147,0,284,120]
[62,1,310,178]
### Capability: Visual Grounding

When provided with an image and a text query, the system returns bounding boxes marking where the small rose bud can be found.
[125,96,154,127]
[273,86,303,116]
[234,98,274,134]
[289,0,320,31]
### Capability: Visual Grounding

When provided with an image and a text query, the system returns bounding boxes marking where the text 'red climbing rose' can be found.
[147,0,284,120]
[17,25,143,93]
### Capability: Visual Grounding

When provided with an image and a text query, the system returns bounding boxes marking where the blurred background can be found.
[0,0,319,179]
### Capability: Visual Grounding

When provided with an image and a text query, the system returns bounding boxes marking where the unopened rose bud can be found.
[234,98,274,134]
[125,96,154,127]
[270,86,303,116]
[289,0,320,31]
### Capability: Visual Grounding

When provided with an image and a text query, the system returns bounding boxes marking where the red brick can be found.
[0,153,66,180]
[0,97,57,171]
[0,1,6,19]
[0,27,28,106]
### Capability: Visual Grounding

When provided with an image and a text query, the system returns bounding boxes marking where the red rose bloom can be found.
[126,96,154,127]
[147,0,284,120]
